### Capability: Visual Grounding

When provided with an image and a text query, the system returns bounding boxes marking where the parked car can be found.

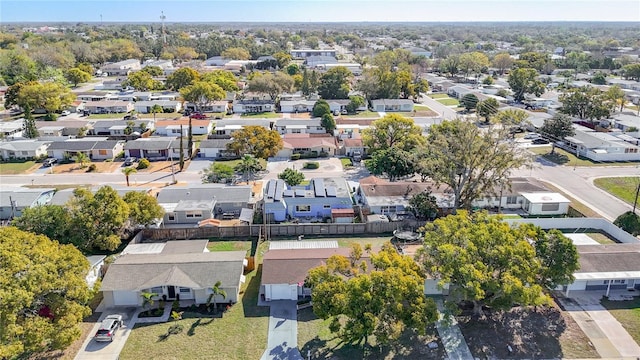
[60,110,71,116]
[124,157,137,166]
[351,151,362,162]
[42,158,57,167]
[190,113,207,119]
[94,314,123,342]
[524,133,540,140]
[532,138,550,145]
[123,114,138,121]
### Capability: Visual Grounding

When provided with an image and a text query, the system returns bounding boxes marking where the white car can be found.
[524,133,540,140]
[60,110,71,116]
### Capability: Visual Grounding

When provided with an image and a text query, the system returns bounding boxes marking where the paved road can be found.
[512,162,640,221]
[419,95,458,120]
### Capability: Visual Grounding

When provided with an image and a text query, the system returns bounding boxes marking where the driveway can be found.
[265,158,346,180]
[74,307,137,360]
[184,159,212,174]
[260,300,303,360]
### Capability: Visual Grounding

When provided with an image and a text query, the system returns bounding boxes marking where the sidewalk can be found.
[434,300,474,360]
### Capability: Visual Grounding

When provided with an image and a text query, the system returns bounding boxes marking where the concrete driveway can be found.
[265,158,366,181]
[260,301,303,360]
[74,307,137,360]
[185,159,212,174]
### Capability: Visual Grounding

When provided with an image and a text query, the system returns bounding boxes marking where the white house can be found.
[212,119,271,138]
[198,139,234,159]
[279,100,316,113]
[100,59,142,76]
[134,100,182,114]
[273,118,325,135]
[0,119,24,139]
[564,126,640,162]
[520,192,570,215]
[101,240,247,307]
[0,140,51,160]
[232,100,275,114]
[370,99,414,112]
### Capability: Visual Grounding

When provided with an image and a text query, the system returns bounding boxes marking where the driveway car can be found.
[524,133,540,140]
[60,110,71,116]
[43,158,57,167]
[190,113,207,119]
[94,314,123,342]
[532,138,550,145]
[124,157,137,166]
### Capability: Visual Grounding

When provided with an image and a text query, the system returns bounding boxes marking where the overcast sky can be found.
[2,0,639,23]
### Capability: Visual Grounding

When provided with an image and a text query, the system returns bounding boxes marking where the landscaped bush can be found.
[86,164,97,172]
[115,151,125,159]
[304,161,319,169]
[290,153,301,160]
[137,158,150,170]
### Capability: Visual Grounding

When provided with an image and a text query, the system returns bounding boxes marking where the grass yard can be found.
[298,308,445,359]
[601,297,640,344]
[336,235,394,248]
[241,112,281,118]
[0,161,38,174]
[119,245,269,360]
[538,180,601,218]
[435,98,460,106]
[87,113,127,119]
[214,158,267,169]
[341,111,380,119]
[529,146,639,167]
[138,112,181,119]
[593,177,640,205]
[340,157,353,167]
[585,231,619,244]
[207,240,252,254]
[428,93,449,99]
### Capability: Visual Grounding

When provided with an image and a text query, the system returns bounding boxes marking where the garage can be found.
[112,290,140,306]
[265,284,297,301]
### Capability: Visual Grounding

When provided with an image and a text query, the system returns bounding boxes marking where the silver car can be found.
[94,315,123,342]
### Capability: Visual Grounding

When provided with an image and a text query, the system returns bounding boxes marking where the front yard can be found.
[340,111,380,119]
[240,112,281,118]
[601,297,640,344]
[0,161,39,175]
[435,97,460,106]
[529,146,640,167]
[50,161,122,174]
[593,177,640,205]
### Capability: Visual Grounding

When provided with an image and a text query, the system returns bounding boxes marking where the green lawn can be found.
[119,241,270,360]
[207,241,252,254]
[87,113,127,119]
[601,297,640,345]
[593,177,640,205]
[214,158,267,169]
[436,98,460,106]
[241,112,280,118]
[138,112,182,119]
[298,308,445,359]
[340,158,353,167]
[0,161,36,174]
[429,93,449,99]
[528,146,638,167]
[342,111,380,119]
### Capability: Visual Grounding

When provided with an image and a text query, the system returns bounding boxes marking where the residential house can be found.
[613,114,640,133]
[155,118,213,136]
[91,120,154,136]
[84,100,134,114]
[75,92,110,102]
[273,118,325,135]
[185,101,229,114]
[156,185,253,225]
[607,78,640,91]
[198,139,235,159]
[232,100,275,114]
[564,125,640,161]
[124,137,189,161]
[261,247,372,301]
[69,100,85,113]
[370,99,414,112]
[101,240,246,307]
[46,139,102,160]
[0,187,55,221]
[279,100,316,113]
[37,126,65,137]
[447,85,474,99]
[290,49,337,59]
[276,134,337,159]
[37,120,92,137]
[95,79,126,91]
[263,178,353,222]
[86,255,106,288]
[212,119,271,138]
[100,59,142,76]
[342,138,365,157]
[0,140,50,160]
[325,99,354,114]
[0,119,24,139]
[168,137,197,160]
[204,56,231,66]
[91,140,125,160]
[316,63,362,76]
[134,100,182,114]
[305,56,338,67]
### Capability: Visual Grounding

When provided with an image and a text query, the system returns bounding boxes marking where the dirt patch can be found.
[137,161,175,173]
[290,113,311,119]
[51,161,121,174]
[409,110,439,117]
[457,302,599,359]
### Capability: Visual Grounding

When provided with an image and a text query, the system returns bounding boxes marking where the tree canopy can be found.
[7,81,75,116]
[366,147,415,182]
[278,167,305,186]
[226,125,283,159]
[318,66,352,99]
[166,67,200,90]
[246,72,293,100]
[559,86,615,121]
[179,81,226,112]
[420,119,530,209]
[507,67,546,102]
[123,191,164,227]
[306,243,438,347]
[417,211,579,316]
[540,114,576,154]
[362,114,425,153]
[0,227,92,358]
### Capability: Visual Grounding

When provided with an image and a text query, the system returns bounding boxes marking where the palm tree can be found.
[75,152,89,169]
[122,167,137,187]
[234,155,262,182]
[141,291,158,311]
[150,104,163,122]
[206,281,227,314]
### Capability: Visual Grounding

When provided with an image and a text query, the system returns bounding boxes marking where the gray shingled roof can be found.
[46,140,98,151]
[156,185,251,204]
[101,251,246,291]
[0,140,50,151]
[124,138,175,150]
[199,139,232,149]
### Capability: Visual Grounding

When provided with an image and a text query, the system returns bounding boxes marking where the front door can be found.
[168,286,176,299]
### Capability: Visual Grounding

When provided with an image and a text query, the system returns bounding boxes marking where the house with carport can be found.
[124,137,174,161]
[134,100,182,114]
[273,118,325,135]
[280,100,316,113]
[212,119,271,138]
[84,100,134,114]
[101,239,247,307]
[232,100,275,114]
[563,125,640,161]
[198,139,235,159]
[155,118,213,136]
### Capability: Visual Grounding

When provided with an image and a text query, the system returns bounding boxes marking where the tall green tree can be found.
[417,211,578,317]
[492,52,515,75]
[318,66,352,99]
[180,81,226,113]
[179,125,185,171]
[64,67,91,87]
[539,114,575,154]
[206,281,227,314]
[0,227,92,359]
[407,191,438,220]
[420,119,530,209]
[123,191,164,227]
[321,113,336,133]
[150,104,163,121]
[246,72,293,100]
[11,81,76,117]
[122,167,137,187]
[362,114,425,153]
[494,108,529,130]
[301,68,311,96]
[0,51,38,85]
[312,99,331,118]
[366,147,415,182]
[507,67,545,102]
[460,93,479,112]
[165,67,200,91]
[22,105,39,139]
[278,168,305,186]
[306,243,438,348]
[12,205,72,243]
[234,154,263,181]
[124,70,162,91]
[476,97,500,124]
[226,126,283,159]
[559,86,613,121]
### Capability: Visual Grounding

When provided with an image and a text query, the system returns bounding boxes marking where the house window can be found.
[151,286,163,294]
[168,214,176,221]
[21,151,29,155]
[296,205,311,212]
[506,196,518,204]
[179,287,191,293]
[99,150,107,155]
[292,129,301,134]
[604,280,627,285]
[323,204,331,209]
[380,206,397,214]
[185,211,202,218]
[541,203,560,211]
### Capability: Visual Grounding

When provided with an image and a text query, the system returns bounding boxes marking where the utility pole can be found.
[160,11,167,46]
[633,181,640,215]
